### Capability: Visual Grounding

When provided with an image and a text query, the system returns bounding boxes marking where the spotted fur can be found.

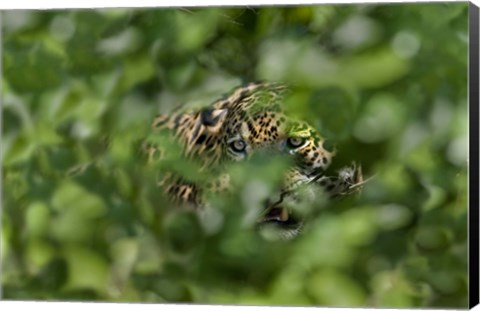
[143,82,362,230]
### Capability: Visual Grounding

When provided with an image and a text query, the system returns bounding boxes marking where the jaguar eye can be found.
[230,140,247,152]
[287,137,305,148]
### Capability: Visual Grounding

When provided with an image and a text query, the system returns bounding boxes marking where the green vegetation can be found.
[1,3,469,308]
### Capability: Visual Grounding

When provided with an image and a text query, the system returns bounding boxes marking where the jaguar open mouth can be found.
[257,205,304,239]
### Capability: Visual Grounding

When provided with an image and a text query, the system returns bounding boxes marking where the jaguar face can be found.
[146,82,363,239]
[281,119,336,183]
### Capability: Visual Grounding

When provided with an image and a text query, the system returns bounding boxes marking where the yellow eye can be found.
[231,140,246,152]
[287,137,305,148]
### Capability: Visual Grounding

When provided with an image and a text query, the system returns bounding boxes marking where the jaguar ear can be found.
[200,108,228,133]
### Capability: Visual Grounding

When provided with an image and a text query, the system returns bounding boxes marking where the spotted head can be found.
[280,119,336,183]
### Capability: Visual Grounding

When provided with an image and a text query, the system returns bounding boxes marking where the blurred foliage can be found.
[1,3,469,308]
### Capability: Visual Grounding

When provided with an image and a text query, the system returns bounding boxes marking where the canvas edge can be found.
[469,1,480,310]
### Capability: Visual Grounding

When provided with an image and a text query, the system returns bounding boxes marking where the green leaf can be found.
[51,181,106,218]
[25,201,51,238]
[307,269,366,306]
[25,239,56,274]
[63,245,109,294]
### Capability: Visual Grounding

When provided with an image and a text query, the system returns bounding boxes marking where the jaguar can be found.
[143,82,363,237]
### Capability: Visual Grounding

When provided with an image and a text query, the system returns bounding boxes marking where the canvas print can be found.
[1,2,471,308]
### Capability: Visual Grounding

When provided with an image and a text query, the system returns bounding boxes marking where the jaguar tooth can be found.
[280,208,289,221]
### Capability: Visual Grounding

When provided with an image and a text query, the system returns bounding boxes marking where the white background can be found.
[0,0,479,9]
[0,1,479,311]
